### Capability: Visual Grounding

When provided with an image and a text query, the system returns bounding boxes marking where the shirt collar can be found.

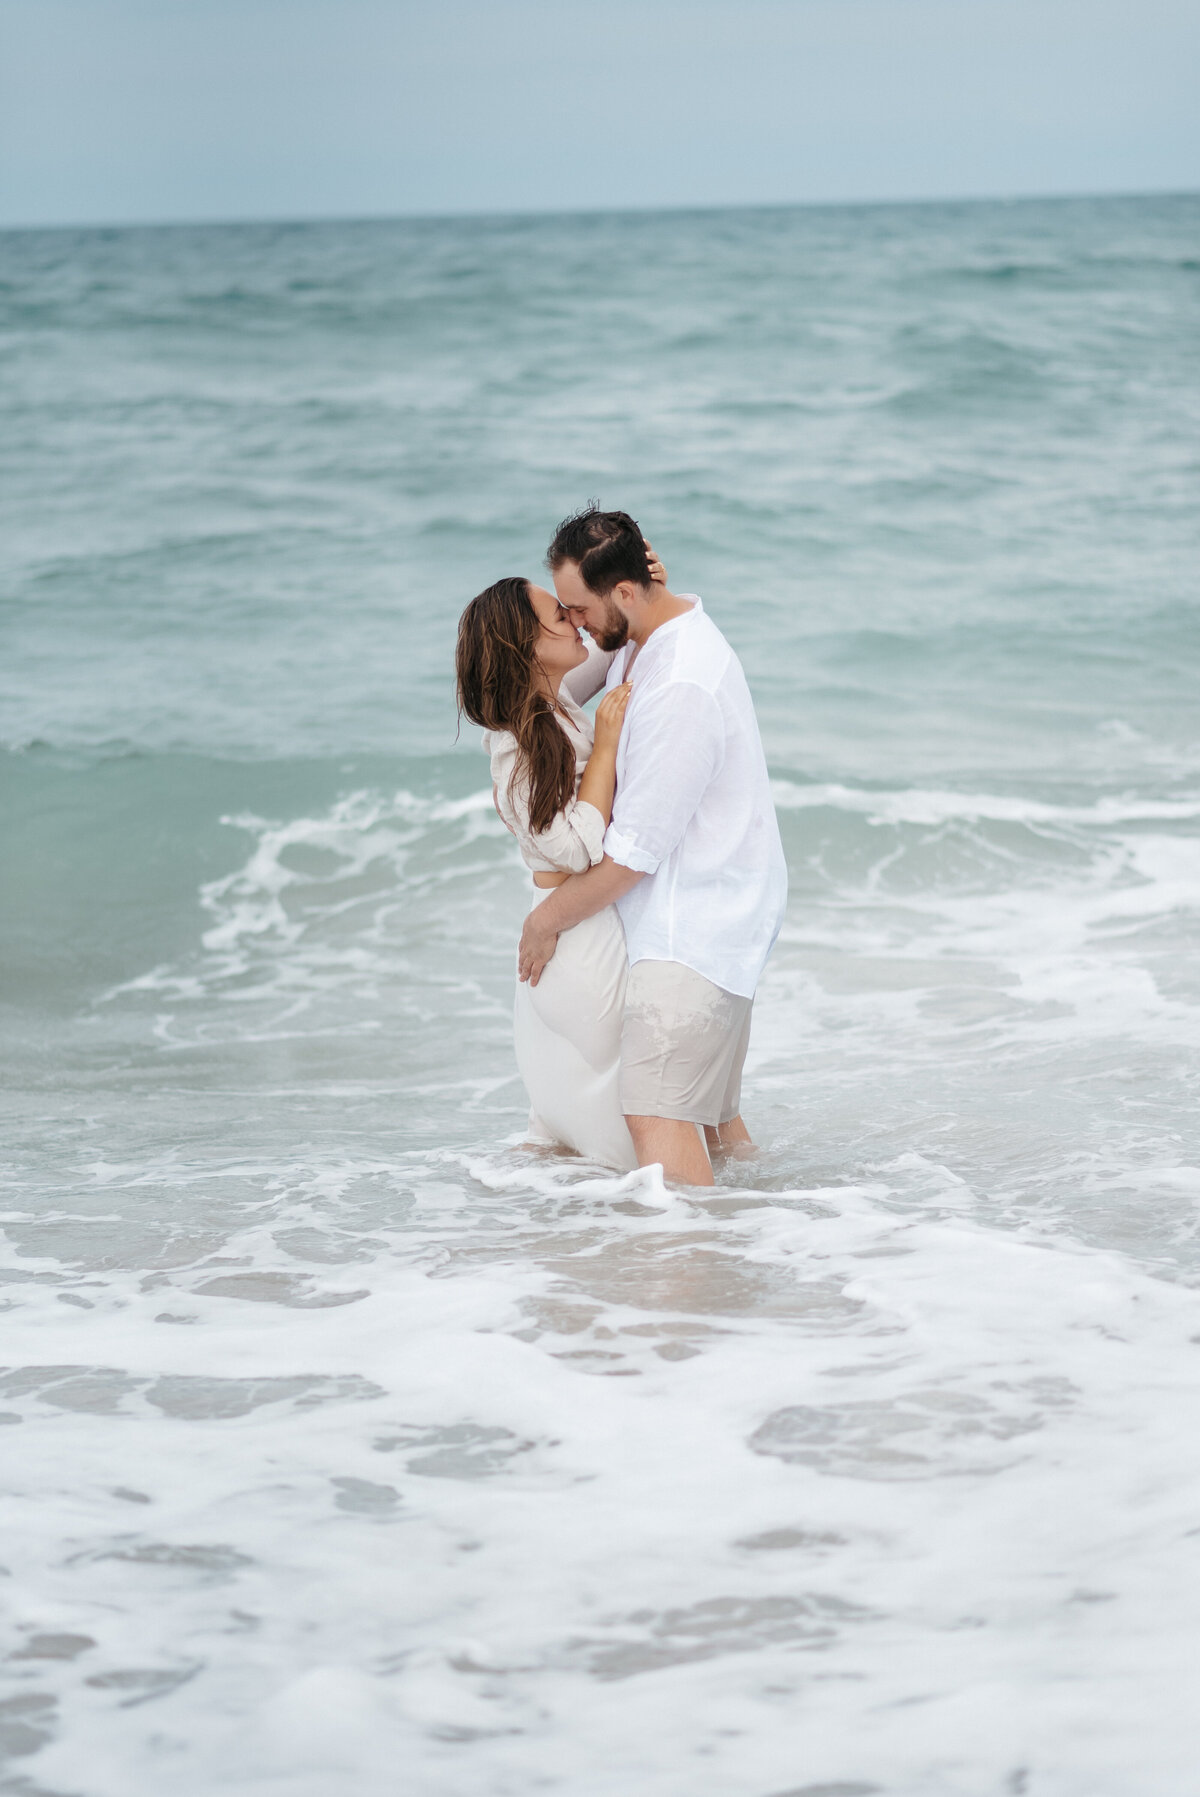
[630,594,702,663]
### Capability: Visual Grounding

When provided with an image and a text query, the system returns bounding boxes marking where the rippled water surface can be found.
[2,195,1199,1795]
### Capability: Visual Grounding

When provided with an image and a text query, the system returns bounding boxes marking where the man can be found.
[518,507,787,1187]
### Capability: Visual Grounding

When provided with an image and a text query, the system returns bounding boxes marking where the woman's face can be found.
[528,582,587,684]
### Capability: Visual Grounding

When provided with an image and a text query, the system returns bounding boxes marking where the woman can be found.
[456,567,659,1171]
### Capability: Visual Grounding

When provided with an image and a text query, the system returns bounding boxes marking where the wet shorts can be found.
[619,959,753,1127]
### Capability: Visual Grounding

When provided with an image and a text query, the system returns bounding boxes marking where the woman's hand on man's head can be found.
[644,540,667,586]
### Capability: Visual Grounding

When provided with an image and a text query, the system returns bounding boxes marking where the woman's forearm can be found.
[518,857,645,985]
[576,744,618,826]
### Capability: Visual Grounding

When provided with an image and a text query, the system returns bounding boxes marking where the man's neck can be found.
[626,587,693,648]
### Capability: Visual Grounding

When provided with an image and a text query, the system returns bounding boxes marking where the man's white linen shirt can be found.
[602,596,787,998]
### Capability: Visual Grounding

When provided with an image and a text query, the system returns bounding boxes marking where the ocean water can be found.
[1,194,1199,1795]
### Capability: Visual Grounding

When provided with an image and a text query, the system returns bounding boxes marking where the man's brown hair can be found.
[546,505,651,595]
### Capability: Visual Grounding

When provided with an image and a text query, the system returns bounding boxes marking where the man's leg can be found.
[704,1114,754,1155]
[621,962,754,1188]
[626,1115,714,1187]
[703,1003,757,1157]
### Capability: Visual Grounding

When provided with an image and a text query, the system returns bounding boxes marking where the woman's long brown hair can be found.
[456,577,575,836]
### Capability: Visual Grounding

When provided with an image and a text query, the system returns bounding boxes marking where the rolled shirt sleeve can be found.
[524,795,607,872]
[487,727,607,873]
[604,681,724,874]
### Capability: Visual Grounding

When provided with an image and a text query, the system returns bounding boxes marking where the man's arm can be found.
[518,857,644,985]
[520,679,723,984]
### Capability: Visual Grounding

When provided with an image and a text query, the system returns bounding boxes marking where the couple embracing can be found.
[457,507,786,1187]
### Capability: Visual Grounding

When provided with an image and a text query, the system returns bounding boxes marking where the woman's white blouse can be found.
[483,688,607,875]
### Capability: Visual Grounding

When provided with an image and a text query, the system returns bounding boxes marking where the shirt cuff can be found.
[604,823,660,875]
[572,800,608,866]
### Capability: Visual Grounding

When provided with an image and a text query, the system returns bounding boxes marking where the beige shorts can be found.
[619,959,753,1127]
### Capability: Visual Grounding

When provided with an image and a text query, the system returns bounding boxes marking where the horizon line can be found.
[2,182,1197,238]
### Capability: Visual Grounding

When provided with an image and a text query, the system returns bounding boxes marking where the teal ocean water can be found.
[2,195,1199,1793]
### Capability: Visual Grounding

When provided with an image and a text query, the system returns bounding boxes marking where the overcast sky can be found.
[2,0,1197,228]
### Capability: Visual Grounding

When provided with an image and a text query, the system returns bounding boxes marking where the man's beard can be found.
[591,598,629,652]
